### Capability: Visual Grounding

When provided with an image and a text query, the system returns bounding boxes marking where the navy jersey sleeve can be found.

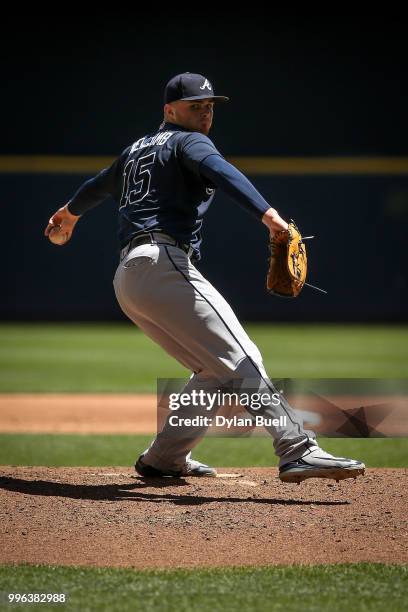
[67,146,131,215]
[199,154,270,220]
[179,133,222,180]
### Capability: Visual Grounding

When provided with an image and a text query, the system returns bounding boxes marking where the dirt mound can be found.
[1,394,406,435]
[0,467,406,568]
[0,394,156,433]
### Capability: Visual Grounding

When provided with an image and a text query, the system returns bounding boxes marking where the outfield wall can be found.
[2,169,407,321]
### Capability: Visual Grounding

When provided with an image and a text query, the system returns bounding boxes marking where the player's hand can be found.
[262,207,289,235]
[44,204,81,243]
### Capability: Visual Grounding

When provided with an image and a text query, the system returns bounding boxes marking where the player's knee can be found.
[228,354,266,381]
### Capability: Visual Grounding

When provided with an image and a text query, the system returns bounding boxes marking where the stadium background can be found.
[2,15,407,321]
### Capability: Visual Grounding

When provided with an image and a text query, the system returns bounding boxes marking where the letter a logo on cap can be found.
[200,78,212,91]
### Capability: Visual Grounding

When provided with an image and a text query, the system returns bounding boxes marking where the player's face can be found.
[166,99,214,134]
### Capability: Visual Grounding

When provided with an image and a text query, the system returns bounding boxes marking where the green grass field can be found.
[1,323,407,611]
[1,322,407,469]
[1,323,407,392]
[0,564,407,612]
[0,434,407,468]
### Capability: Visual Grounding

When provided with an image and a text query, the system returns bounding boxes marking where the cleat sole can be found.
[279,465,365,484]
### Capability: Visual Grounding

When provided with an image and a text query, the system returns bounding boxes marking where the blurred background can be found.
[2,14,407,322]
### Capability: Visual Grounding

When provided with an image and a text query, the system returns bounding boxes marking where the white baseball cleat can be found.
[279,443,365,484]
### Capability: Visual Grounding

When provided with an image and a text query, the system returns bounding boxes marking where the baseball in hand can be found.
[48,225,68,245]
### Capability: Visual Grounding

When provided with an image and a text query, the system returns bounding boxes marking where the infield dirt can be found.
[0,394,405,436]
[1,394,407,568]
[0,467,407,568]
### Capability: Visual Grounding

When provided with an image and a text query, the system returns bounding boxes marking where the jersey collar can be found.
[160,121,194,133]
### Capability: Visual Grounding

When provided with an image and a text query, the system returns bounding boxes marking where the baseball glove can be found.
[266,220,307,298]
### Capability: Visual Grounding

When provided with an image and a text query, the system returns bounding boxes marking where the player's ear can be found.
[164,103,176,121]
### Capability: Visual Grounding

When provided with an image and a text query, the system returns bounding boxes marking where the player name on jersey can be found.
[131,131,175,152]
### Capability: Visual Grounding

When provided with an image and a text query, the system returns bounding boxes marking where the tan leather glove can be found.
[266,221,307,298]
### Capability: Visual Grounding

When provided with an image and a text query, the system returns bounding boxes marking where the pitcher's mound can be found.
[0,467,406,568]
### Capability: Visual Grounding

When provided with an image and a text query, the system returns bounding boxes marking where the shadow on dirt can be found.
[0,476,349,506]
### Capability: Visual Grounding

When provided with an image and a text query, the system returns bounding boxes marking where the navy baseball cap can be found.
[164,73,229,104]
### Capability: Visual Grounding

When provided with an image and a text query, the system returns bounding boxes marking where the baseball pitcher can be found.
[45,72,365,484]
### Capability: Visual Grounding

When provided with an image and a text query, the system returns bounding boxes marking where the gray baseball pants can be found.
[113,232,315,471]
